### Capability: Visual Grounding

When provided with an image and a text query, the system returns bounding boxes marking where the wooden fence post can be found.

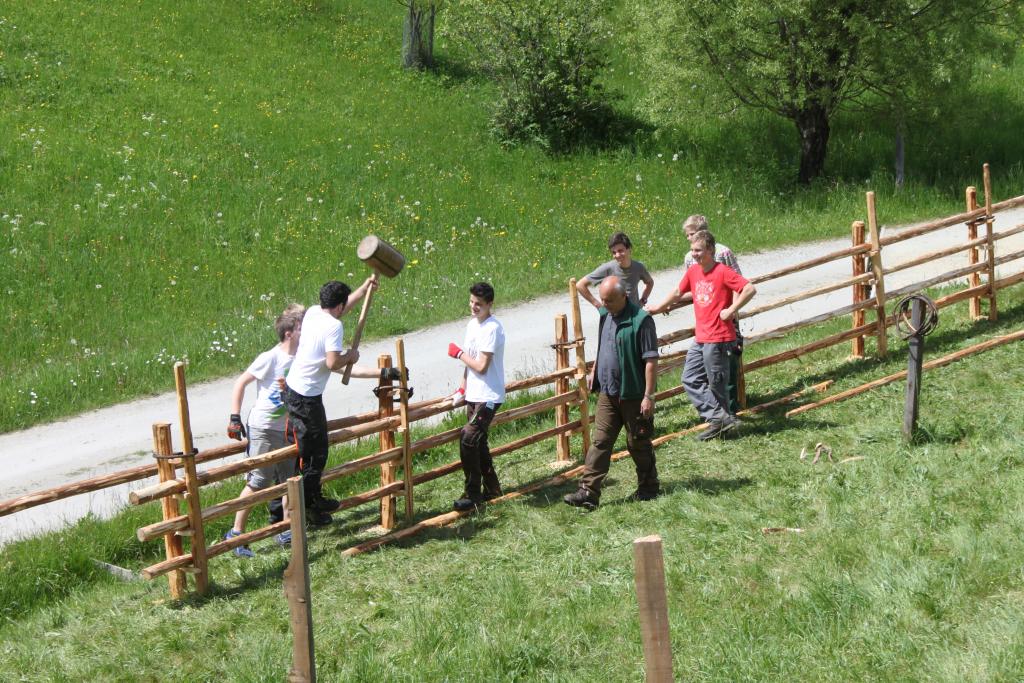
[851,220,867,358]
[568,279,592,456]
[966,186,983,319]
[866,192,888,358]
[633,535,674,683]
[377,354,398,530]
[173,361,208,595]
[396,339,414,520]
[983,163,998,321]
[152,422,186,599]
[902,299,926,442]
[284,476,316,683]
[553,314,571,462]
[736,352,747,410]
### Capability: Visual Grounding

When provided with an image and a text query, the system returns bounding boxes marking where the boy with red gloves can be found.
[447,282,506,511]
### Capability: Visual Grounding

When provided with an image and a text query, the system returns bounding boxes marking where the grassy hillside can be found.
[2,285,1024,680]
[1,0,1023,432]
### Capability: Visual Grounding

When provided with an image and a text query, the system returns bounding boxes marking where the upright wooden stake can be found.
[983,163,998,321]
[851,220,867,358]
[377,354,398,530]
[284,476,316,683]
[554,314,571,461]
[152,423,186,599]
[966,186,982,319]
[568,279,592,456]
[396,339,414,520]
[633,535,674,683]
[173,362,208,595]
[902,299,925,442]
[736,357,747,410]
[866,193,889,358]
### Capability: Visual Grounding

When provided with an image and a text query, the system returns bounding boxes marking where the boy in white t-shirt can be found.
[223,304,305,557]
[284,278,386,526]
[447,282,506,512]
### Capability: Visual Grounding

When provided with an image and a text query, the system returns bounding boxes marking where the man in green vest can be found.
[565,276,660,510]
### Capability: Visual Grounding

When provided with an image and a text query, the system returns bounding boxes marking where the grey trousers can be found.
[683,341,732,424]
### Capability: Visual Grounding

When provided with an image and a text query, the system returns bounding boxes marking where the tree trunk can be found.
[894,115,906,191]
[402,2,435,70]
[794,104,830,184]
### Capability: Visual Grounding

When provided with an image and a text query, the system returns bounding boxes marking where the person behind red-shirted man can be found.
[646,230,755,441]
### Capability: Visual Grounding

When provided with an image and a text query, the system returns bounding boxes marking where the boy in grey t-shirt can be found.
[576,232,654,309]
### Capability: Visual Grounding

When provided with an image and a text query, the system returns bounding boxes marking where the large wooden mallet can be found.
[342,235,406,384]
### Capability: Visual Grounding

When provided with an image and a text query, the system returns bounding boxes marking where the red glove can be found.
[447,343,463,359]
[227,414,247,441]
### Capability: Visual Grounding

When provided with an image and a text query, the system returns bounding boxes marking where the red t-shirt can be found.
[678,263,749,343]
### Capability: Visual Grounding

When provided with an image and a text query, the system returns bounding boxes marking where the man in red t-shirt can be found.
[647,230,756,440]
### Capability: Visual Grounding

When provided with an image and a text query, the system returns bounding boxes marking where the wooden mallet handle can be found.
[341,273,378,385]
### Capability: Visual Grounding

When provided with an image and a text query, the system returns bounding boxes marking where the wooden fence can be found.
[2,165,1023,598]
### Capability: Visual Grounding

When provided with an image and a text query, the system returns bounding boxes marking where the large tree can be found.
[633,0,1021,183]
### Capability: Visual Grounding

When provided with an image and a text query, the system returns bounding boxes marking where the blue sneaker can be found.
[275,530,292,546]
[224,529,255,558]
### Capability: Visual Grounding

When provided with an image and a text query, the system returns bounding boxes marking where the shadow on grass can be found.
[672,475,754,497]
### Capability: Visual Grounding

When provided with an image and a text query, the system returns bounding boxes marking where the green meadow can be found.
[1,282,1023,680]
[1,0,1023,432]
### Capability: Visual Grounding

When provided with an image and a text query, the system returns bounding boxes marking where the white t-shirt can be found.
[463,316,505,404]
[245,347,293,431]
[286,306,344,397]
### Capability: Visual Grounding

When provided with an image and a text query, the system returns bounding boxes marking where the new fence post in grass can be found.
[851,220,867,358]
[284,476,315,683]
[378,354,398,530]
[396,339,415,520]
[966,186,983,319]
[866,192,889,358]
[568,278,592,456]
[983,163,998,321]
[554,314,571,461]
[633,535,674,683]
[173,361,209,595]
[902,298,926,442]
[151,422,186,599]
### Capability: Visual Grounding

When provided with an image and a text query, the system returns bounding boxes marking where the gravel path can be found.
[2,206,1022,545]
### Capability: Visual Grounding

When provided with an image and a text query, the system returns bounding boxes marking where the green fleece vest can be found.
[595,301,651,401]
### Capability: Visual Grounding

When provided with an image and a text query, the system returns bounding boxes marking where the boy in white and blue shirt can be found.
[224,304,304,556]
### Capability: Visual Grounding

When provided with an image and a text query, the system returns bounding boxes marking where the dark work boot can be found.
[453,492,483,512]
[563,488,599,511]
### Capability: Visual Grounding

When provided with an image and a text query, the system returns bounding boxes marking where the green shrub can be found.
[443,0,615,152]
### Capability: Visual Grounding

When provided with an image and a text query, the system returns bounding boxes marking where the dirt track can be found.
[2,206,1022,545]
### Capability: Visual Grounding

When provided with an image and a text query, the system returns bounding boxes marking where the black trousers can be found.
[283,387,329,504]
[459,401,502,497]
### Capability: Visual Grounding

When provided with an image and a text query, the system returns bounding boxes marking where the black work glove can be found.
[379,367,408,382]
[227,414,247,441]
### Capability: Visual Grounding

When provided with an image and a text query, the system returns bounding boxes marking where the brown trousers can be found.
[579,393,658,499]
